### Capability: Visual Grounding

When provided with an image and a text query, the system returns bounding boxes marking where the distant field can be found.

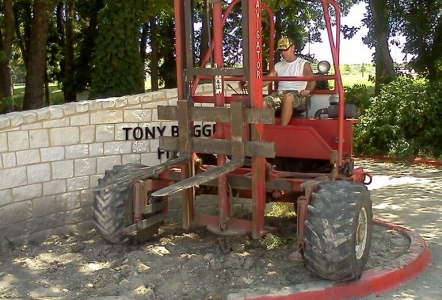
[342,74,372,86]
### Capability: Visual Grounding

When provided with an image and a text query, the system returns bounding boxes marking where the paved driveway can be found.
[359,159,442,300]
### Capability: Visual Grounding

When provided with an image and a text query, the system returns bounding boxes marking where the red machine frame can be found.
[126,0,371,250]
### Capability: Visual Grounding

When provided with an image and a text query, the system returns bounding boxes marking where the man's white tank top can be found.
[275,57,308,91]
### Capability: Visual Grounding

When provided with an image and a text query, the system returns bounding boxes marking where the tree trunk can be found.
[148,17,159,91]
[23,0,51,110]
[64,0,76,101]
[199,1,210,66]
[369,0,395,95]
[0,0,15,113]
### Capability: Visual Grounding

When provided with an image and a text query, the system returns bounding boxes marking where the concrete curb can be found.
[355,154,442,166]
[227,218,432,300]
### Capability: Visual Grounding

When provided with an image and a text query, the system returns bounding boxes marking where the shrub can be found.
[351,77,442,159]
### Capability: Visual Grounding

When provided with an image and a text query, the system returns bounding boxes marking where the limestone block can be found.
[123,109,152,123]
[168,98,178,106]
[80,125,96,143]
[66,208,83,224]
[29,129,50,148]
[32,108,50,121]
[0,133,7,153]
[8,131,29,151]
[70,114,90,126]
[76,101,90,113]
[41,147,65,162]
[104,141,132,155]
[32,196,57,217]
[52,160,74,179]
[49,106,64,119]
[114,97,128,108]
[56,191,80,211]
[43,118,69,128]
[122,154,141,165]
[65,144,89,159]
[89,101,102,111]
[0,167,27,190]
[21,112,38,124]
[0,200,32,226]
[75,158,97,176]
[20,123,42,130]
[62,103,77,116]
[132,141,150,153]
[165,88,178,99]
[6,112,24,127]
[12,184,42,202]
[90,110,123,125]
[95,124,115,142]
[67,176,90,192]
[80,189,94,207]
[115,123,138,141]
[29,212,66,234]
[142,100,168,109]
[2,152,16,168]
[151,109,159,121]
[152,91,166,100]
[140,152,159,166]
[43,179,67,196]
[89,143,103,157]
[89,174,101,187]
[27,163,51,184]
[16,149,40,166]
[138,93,153,103]
[0,116,11,128]
[127,95,142,105]
[0,189,12,206]
[149,139,160,152]
[96,156,122,174]
[49,127,80,146]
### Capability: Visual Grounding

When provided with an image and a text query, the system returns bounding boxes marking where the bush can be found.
[352,77,442,159]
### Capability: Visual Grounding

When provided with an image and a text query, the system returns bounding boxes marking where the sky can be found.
[303,2,404,65]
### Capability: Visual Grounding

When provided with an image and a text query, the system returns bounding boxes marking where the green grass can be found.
[341,73,372,86]
[13,84,64,110]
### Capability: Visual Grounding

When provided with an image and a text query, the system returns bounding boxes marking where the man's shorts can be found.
[263,90,305,111]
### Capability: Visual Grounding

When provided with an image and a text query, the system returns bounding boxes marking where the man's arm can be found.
[239,67,277,89]
[300,62,316,96]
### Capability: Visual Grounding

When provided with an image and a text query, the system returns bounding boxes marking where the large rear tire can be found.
[304,180,372,281]
[93,163,153,244]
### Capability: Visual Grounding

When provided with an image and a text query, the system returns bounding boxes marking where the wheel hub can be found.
[355,207,368,260]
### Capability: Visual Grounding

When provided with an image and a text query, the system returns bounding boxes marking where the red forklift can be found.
[93,0,373,281]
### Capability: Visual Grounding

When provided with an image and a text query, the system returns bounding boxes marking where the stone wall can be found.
[0,85,214,250]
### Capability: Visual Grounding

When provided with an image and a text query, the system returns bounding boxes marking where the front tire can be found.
[304,180,373,281]
[93,164,147,244]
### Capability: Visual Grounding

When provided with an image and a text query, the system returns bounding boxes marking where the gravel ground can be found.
[1,158,438,300]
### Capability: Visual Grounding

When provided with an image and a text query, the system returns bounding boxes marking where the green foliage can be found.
[89,0,145,99]
[345,83,373,113]
[353,77,442,159]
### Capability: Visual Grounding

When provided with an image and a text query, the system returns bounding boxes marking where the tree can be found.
[0,0,15,113]
[361,0,395,95]
[23,0,52,110]
[89,0,145,99]
[400,1,442,82]
[360,62,367,77]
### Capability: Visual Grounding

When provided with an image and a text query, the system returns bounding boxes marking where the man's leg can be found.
[280,93,294,125]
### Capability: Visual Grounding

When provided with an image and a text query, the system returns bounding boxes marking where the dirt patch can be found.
[0,219,409,300]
